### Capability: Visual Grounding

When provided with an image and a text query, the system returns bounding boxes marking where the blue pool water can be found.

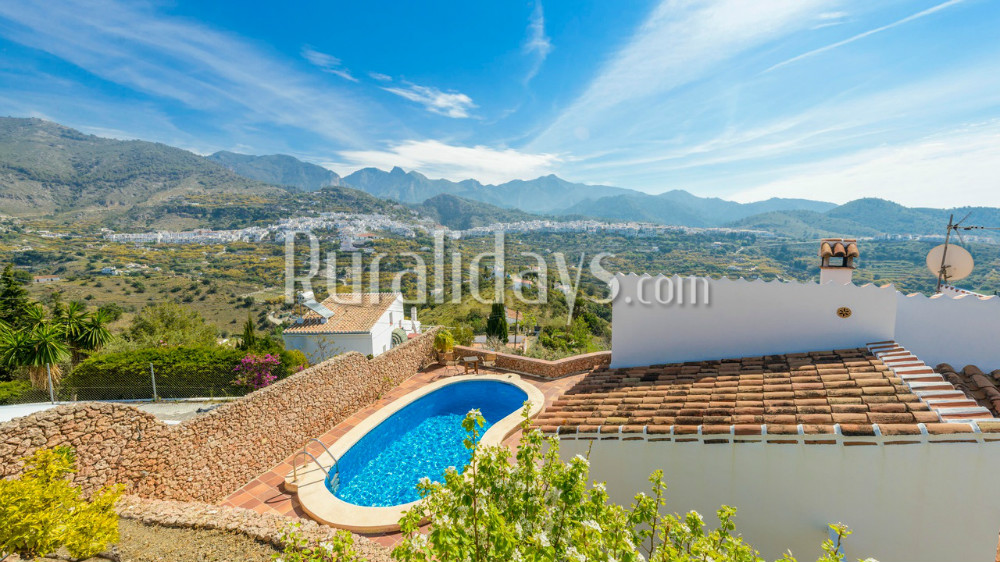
[327,380,527,507]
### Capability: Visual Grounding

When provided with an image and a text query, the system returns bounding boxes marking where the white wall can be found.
[561,437,1000,562]
[610,275,897,368]
[895,293,1000,371]
[370,296,405,356]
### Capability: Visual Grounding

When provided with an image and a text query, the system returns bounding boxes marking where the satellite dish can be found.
[926,244,974,283]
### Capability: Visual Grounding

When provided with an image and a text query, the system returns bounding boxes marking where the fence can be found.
[0,362,251,405]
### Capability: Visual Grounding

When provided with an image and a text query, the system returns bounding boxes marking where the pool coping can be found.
[284,373,546,532]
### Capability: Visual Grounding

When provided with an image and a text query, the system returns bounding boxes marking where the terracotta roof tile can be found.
[282,292,397,334]
[535,348,958,441]
[936,364,1000,417]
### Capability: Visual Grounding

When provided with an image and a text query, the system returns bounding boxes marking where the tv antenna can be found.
[926,213,1000,292]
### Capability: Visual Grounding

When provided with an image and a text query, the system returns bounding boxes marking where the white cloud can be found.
[766,0,967,72]
[301,46,358,82]
[523,1,552,82]
[369,72,392,82]
[382,84,476,118]
[0,0,374,146]
[531,0,833,148]
[729,122,1000,207]
[335,140,561,184]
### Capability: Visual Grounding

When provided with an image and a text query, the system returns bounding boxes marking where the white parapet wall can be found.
[895,292,1000,372]
[610,274,897,368]
[560,437,1000,562]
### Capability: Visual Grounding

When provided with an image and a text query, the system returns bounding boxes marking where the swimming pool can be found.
[288,373,545,532]
[329,380,528,506]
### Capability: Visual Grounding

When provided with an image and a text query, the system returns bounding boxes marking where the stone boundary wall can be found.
[0,330,436,502]
[116,495,391,562]
[453,346,610,378]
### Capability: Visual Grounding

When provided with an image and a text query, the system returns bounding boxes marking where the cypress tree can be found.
[485,302,509,342]
[0,264,31,328]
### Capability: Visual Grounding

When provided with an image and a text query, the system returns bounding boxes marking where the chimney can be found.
[819,238,859,285]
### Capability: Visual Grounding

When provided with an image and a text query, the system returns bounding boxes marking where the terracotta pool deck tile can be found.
[220,365,589,544]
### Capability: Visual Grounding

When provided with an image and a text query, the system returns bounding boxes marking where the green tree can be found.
[0,447,122,560]
[391,410,857,562]
[237,312,257,351]
[485,301,508,342]
[0,264,30,328]
[76,309,113,354]
[0,321,70,390]
[58,301,88,344]
[127,302,217,347]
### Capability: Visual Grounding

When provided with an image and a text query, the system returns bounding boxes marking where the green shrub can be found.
[0,447,122,560]
[64,344,308,400]
[433,330,455,352]
[392,410,860,562]
[453,325,474,347]
[274,522,365,562]
[64,346,247,399]
[0,380,32,404]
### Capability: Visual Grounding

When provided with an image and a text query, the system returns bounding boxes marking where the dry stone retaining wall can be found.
[452,346,610,378]
[117,495,392,562]
[0,330,436,502]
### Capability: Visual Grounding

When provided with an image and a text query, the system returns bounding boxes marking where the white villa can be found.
[282,292,420,363]
[533,239,1000,562]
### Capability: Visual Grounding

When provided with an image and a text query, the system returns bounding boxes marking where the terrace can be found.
[5,241,1000,561]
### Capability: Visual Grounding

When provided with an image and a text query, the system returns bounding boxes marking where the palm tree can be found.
[59,301,88,342]
[26,323,70,391]
[59,301,90,363]
[23,303,47,326]
[0,328,31,385]
[76,310,113,354]
[0,323,70,391]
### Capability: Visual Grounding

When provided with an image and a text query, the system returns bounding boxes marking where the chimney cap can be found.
[818,238,859,259]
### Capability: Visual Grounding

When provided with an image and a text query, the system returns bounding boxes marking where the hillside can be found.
[413,194,542,229]
[564,191,837,227]
[207,151,341,191]
[342,167,629,213]
[730,198,1000,240]
[0,117,286,218]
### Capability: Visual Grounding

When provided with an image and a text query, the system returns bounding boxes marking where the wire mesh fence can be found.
[0,362,252,405]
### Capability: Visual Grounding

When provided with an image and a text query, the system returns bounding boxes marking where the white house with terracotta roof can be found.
[281,292,419,363]
[553,239,1000,561]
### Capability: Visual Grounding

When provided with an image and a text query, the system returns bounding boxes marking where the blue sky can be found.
[1,0,999,206]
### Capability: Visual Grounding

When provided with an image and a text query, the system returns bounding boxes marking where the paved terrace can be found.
[222,341,1000,549]
[221,364,583,547]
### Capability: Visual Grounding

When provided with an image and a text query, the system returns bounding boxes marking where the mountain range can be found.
[1,116,998,240]
[207,150,342,191]
[0,117,285,218]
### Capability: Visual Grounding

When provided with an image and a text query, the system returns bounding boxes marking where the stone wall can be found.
[452,346,610,378]
[0,330,436,502]
[117,495,391,562]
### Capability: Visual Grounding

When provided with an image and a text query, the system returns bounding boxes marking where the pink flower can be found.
[233,353,282,390]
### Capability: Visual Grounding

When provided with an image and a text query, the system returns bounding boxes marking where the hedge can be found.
[62,346,306,400]
[0,380,34,405]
